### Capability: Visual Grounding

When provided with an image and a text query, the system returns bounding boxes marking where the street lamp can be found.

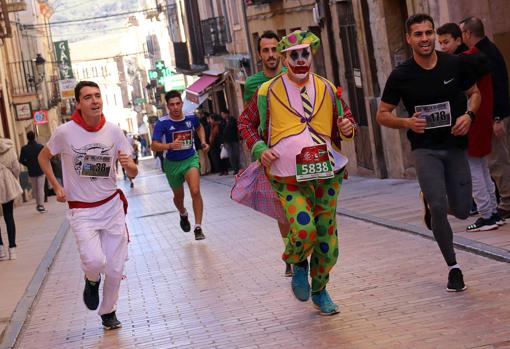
[34,53,46,83]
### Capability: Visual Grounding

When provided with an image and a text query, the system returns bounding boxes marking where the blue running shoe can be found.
[291,264,310,301]
[312,289,339,315]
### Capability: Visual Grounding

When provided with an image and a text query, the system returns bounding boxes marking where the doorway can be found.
[337,1,373,171]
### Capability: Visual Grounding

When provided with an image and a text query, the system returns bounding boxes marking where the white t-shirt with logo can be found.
[47,121,132,202]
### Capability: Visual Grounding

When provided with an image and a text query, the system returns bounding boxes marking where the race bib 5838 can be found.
[295,144,334,182]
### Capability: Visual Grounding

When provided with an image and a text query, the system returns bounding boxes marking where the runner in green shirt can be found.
[243,32,287,104]
[240,31,291,277]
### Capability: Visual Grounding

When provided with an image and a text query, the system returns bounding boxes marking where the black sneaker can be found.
[466,217,498,232]
[469,200,478,216]
[284,263,292,277]
[420,192,432,230]
[491,212,506,226]
[446,268,467,292]
[36,205,47,213]
[83,276,100,310]
[194,226,205,240]
[101,311,122,330]
[179,214,191,232]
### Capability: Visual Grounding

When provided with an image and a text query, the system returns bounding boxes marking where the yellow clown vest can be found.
[260,74,335,147]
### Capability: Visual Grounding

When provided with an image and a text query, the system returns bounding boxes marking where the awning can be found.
[185,74,219,104]
[137,122,149,135]
[182,93,209,114]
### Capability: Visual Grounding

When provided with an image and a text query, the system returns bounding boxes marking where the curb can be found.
[338,208,510,263]
[209,174,510,263]
[0,220,69,349]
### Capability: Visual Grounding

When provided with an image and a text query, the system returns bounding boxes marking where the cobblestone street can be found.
[13,162,510,348]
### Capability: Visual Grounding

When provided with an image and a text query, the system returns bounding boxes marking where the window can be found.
[229,1,240,28]
[167,3,182,42]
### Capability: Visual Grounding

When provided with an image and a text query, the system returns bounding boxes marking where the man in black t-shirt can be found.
[376,14,481,292]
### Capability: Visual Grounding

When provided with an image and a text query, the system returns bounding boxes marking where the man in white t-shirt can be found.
[38,81,138,330]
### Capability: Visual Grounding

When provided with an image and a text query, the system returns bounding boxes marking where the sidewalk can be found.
[339,176,510,261]
[210,173,510,262]
[0,196,67,345]
[12,162,510,348]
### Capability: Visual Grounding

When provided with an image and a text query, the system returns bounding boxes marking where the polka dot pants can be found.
[268,172,344,293]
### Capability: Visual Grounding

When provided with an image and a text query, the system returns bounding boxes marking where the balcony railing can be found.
[201,16,229,56]
[5,0,27,12]
[8,60,38,95]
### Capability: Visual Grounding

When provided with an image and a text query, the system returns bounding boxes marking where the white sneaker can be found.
[8,248,16,260]
[0,246,6,260]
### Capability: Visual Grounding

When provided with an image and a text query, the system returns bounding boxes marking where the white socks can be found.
[449,264,460,270]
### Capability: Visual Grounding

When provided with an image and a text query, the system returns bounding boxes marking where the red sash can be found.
[68,189,127,213]
[68,189,130,241]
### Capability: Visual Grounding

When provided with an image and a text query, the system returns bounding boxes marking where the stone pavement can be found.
[7,160,510,348]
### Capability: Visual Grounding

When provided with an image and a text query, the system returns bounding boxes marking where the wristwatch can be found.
[465,110,476,121]
[494,116,502,123]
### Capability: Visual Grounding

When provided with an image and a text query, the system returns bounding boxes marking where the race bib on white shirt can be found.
[80,155,112,177]
[46,122,132,202]
[414,101,451,129]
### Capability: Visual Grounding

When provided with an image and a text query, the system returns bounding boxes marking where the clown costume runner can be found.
[252,31,356,315]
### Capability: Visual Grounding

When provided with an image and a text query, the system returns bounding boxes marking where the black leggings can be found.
[0,200,16,248]
[413,148,471,266]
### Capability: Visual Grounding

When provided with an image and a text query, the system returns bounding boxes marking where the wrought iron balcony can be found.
[8,60,38,95]
[200,16,229,56]
[5,0,27,12]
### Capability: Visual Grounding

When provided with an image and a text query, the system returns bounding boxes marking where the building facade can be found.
[245,0,510,178]
[1,0,60,148]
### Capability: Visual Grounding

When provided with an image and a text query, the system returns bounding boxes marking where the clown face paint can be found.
[285,47,312,82]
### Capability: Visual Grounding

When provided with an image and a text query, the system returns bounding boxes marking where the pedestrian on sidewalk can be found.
[437,22,503,231]
[460,16,510,220]
[0,138,23,261]
[377,14,481,292]
[252,30,356,315]
[197,112,211,175]
[209,114,228,175]
[19,130,47,213]
[221,108,240,175]
[38,80,138,330]
[150,90,209,241]
[238,30,293,277]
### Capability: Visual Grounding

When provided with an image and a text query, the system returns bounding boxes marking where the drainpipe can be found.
[241,0,255,74]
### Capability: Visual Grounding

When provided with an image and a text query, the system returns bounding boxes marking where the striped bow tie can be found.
[301,87,335,167]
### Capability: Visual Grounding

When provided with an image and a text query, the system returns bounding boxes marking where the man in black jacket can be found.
[19,131,46,213]
[460,16,510,219]
[221,108,240,175]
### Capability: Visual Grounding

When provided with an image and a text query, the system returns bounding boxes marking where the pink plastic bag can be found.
[230,161,287,224]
